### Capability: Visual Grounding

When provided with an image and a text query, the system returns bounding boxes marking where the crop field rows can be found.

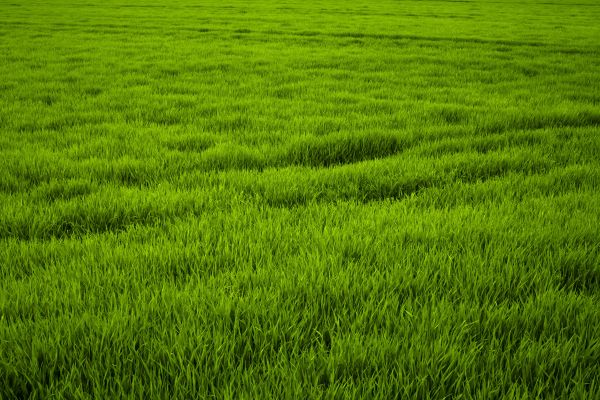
[1,0,600,398]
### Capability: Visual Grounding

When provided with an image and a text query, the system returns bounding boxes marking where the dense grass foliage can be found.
[1,0,600,398]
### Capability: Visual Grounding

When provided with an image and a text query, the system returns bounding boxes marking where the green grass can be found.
[1,0,600,398]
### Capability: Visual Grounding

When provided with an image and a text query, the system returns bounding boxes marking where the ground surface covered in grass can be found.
[1,0,600,398]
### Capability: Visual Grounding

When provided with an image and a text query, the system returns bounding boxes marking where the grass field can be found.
[1,0,600,398]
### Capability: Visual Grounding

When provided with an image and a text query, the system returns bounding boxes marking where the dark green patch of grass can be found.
[280,131,404,167]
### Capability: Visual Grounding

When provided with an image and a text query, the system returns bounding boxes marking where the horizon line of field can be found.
[3,20,598,54]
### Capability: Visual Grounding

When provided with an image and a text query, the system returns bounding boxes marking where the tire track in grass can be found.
[0,148,566,241]
[224,147,556,207]
[164,119,599,175]
[184,131,409,172]
[0,185,240,241]
[413,164,600,208]
[277,131,405,168]
[233,28,600,54]
[2,123,595,203]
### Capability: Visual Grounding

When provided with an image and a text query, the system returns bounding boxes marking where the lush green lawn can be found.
[1,0,599,398]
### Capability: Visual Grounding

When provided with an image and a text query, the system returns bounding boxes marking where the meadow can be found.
[1,0,600,398]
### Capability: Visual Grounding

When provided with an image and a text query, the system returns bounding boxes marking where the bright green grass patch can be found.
[1,0,600,398]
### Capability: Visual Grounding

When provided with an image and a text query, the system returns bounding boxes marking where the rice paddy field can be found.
[1,0,600,398]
